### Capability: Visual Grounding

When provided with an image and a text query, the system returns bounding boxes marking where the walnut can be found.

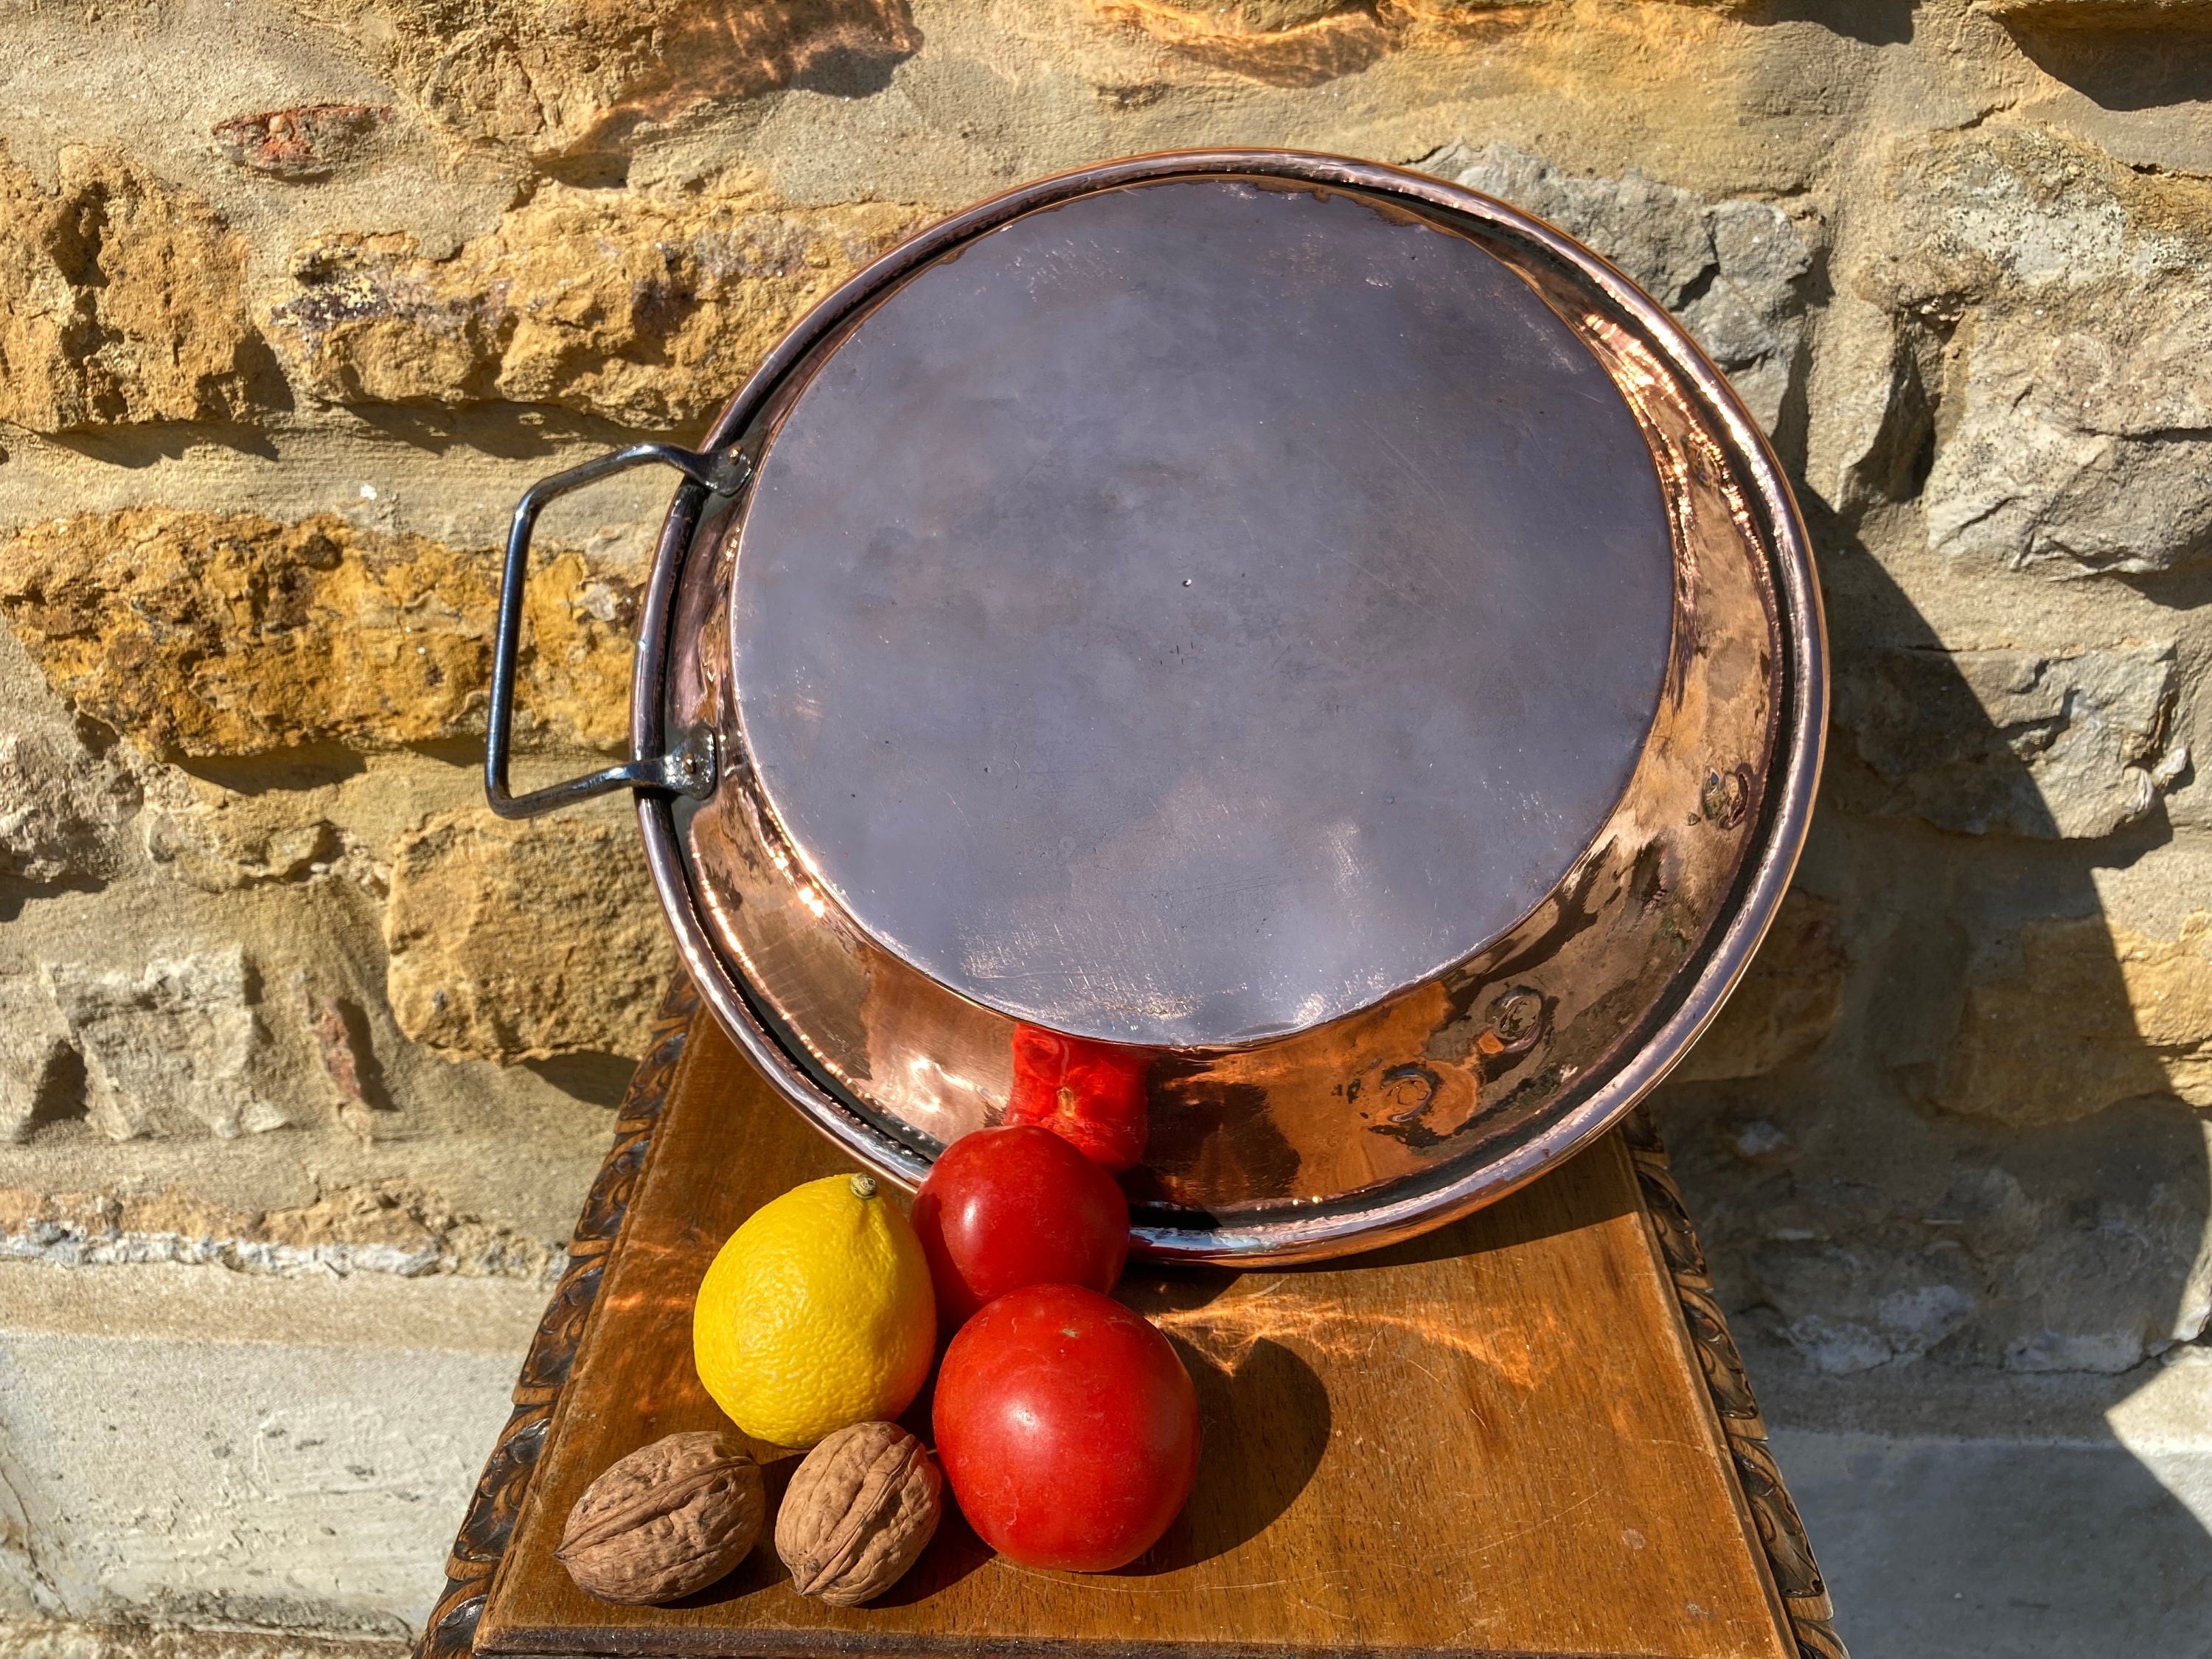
[774,1421,943,1606]
[557,1432,765,1604]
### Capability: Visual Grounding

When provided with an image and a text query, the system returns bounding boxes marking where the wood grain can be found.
[470,1005,1808,1659]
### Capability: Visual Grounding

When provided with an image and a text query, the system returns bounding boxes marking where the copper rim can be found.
[628,150,1827,1264]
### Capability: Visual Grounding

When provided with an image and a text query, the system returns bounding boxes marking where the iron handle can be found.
[484,442,751,820]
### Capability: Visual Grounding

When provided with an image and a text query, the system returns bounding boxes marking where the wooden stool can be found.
[418,979,1845,1659]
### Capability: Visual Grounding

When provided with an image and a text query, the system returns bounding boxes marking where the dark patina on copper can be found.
[488,151,1826,1263]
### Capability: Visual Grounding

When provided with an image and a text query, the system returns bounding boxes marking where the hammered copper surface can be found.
[631,152,1823,1261]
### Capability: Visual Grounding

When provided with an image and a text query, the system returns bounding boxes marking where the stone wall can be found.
[1,0,2210,1649]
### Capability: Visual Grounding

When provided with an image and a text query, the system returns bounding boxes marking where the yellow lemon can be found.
[692,1172,936,1448]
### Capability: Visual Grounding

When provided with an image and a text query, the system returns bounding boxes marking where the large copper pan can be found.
[484,151,1826,1262]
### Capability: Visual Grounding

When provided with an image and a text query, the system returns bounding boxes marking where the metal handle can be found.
[485,442,751,819]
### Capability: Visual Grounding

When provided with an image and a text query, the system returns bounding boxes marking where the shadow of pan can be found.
[1652,434,2212,1654]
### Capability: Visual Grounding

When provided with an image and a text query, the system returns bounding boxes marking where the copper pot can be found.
[484,151,1826,1262]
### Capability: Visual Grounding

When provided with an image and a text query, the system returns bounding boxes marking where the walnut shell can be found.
[557,1431,764,1604]
[774,1421,943,1606]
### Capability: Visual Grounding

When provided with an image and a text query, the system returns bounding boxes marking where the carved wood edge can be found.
[412,982,1845,1659]
[1621,1107,1849,1659]
[416,973,703,1659]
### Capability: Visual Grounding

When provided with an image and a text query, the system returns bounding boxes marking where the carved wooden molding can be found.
[418,975,701,1659]
[1624,1107,1849,1659]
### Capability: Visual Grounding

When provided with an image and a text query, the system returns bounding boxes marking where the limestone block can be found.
[0,976,75,1146]
[1674,891,1848,1082]
[0,1262,541,1633]
[1834,641,2184,838]
[1686,1096,2212,1377]
[142,785,338,892]
[0,147,272,434]
[0,730,136,885]
[1775,1409,2212,1658]
[1930,310,2212,577]
[41,950,289,1141]
[136,762,376,894]
[383,808,676,1064]
[251,1189,449,1276]
[1984,0,2212,23]
[1867,126,2212,576]
[265,179,924,429]
[255,1185,554,1277]
[1800,291,1918,513]
[1750,1242,1981,1373]
[1940,912,2212,1125]
[1952,1109,2212,1371]
[0,509,633,759]
[1424,141,1815,431]
[296,0,922,160]
[1093,0,1526,88]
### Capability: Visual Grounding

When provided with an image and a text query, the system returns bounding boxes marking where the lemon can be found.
[692,1172,936,1448]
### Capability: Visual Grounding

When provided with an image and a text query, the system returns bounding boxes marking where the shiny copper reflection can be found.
[637,152,1822,1262]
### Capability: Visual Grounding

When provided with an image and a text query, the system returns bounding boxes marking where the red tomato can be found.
[912,1126,1130,1333]
[1004,1023,1153,1173]
[933,1283,1199,1572]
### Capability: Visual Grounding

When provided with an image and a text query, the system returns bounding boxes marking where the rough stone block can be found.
[0,147,274,433]
[265,178,924,429]
[0,730,136,885]
[383,807,675,1064]
[0,510,633,759]
[0,977,76,1146]
[1865,126,2212,575]
[1675,891,1848,1082]
[1834,641,2185,838]
[1984,0,2212,23]
[1680,1093,2212,1378]
[295,0,922,160]
[1094,0,1526,88]
[292,974,384,1138]
[1751,1242,1983,1374]
[1801,291,1916,512]
[1424,140,1815,431]
[141,784,338,893]
[1941,911,2212,1124]
[42,950,288,1141]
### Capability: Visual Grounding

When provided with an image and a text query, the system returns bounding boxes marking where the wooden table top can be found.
[422,979,1843,1659]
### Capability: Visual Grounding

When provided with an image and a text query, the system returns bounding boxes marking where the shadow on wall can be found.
[1656,469,2212,1653]
[1763,0,1917,48]
[1994,10,2212,114]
